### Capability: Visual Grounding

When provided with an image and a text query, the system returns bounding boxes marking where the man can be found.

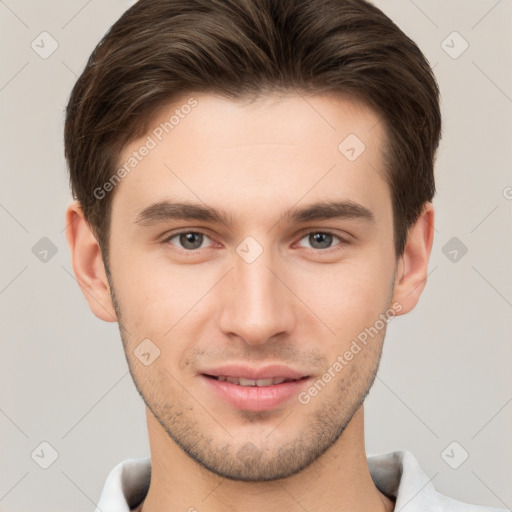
[64,0,505,510]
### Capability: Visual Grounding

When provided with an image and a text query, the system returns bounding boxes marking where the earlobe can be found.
[65,201,118,322]
[392,203,435,315]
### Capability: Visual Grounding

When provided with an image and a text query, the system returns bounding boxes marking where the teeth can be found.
[239,377,257,386]
[216,376,290,386]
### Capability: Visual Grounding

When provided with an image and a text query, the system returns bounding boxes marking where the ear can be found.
[65,201,118,322]
[392,202,435,315]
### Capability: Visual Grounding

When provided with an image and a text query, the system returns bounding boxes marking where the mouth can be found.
[199,365,312,411]
[202,374,309,387]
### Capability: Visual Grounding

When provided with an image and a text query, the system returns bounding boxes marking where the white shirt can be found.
[94,450,507,511]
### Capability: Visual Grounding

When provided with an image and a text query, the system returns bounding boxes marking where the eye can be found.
[297,231,344,250]
[165,231,213,250]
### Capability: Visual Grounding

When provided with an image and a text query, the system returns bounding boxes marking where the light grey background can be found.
[1,1,511,511]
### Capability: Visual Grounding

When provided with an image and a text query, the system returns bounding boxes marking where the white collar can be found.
[94,450,505,511]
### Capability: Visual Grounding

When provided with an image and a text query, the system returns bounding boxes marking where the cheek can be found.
[111,253,218,342]
[289,253,395,340]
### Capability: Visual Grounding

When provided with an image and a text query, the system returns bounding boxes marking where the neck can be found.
[139,406,394,512]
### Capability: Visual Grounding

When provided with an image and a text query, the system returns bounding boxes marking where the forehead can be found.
[111,92,390,228]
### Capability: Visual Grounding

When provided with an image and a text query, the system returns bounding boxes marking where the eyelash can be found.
[162,229,348,252]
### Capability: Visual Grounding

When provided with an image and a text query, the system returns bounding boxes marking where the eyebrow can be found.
[135,201,233,226]
[134,199,374,227]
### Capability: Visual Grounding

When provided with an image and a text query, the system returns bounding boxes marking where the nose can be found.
[217,245,296,346]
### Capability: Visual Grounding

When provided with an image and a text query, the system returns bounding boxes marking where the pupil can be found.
[180,232,203,250]
[310,232,332,249]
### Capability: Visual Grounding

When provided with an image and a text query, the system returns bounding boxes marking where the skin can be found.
[66,92,434,512]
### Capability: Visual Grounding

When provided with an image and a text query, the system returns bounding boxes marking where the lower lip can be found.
[201,375,311,412]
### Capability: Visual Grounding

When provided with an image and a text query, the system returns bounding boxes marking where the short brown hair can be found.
[65,0,441,260]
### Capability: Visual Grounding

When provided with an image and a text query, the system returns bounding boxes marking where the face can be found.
[106,93,398,481]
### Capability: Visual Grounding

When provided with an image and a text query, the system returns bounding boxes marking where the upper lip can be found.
[200,364,309,380]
